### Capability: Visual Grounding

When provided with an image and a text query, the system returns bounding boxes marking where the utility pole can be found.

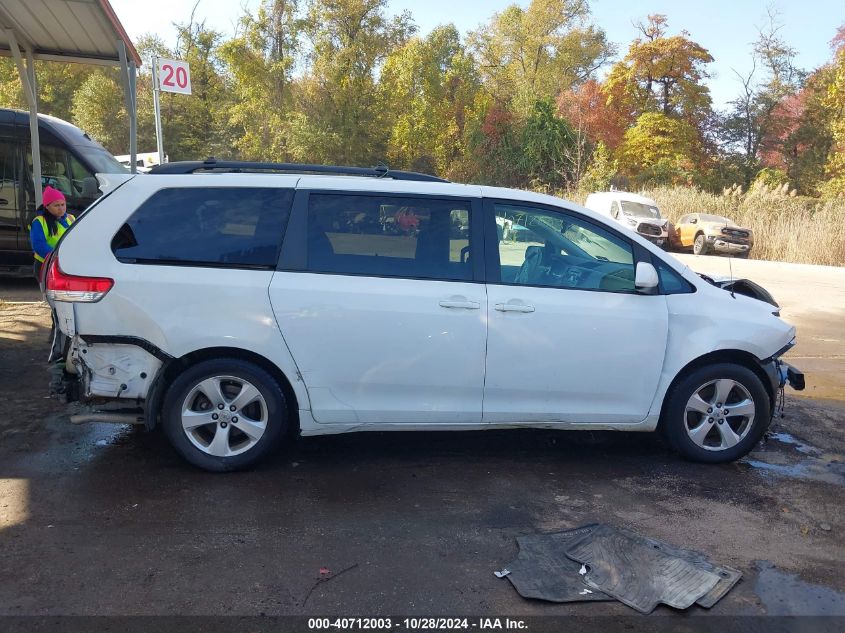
[152,57,165,166]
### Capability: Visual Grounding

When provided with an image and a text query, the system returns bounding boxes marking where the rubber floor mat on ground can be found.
[565,524,722,614]
[503,524,614,603]
[639,534,742,608]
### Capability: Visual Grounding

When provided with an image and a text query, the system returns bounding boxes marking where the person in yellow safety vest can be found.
[30,185,77,365]
[30,185,76,283]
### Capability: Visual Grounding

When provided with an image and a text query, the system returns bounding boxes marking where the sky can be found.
[110,0,844,109]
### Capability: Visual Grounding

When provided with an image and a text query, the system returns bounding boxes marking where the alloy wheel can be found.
[684,378,756,451]
[180,375,268,457]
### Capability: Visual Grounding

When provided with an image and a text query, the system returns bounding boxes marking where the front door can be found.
[483,200,668,424]
[270,191,487,425]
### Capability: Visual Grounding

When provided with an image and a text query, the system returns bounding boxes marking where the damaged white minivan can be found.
[46,160,804,471]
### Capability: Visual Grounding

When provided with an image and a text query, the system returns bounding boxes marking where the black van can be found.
[0,108,127,275]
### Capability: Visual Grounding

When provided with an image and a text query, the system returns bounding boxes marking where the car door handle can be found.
[495,303,535,313]
[439,300,480,310]
[0,198,8,206]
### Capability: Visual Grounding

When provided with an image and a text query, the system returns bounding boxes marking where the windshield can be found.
[620,201,660,219]
[76,147,129,174]
[699,214,735,225]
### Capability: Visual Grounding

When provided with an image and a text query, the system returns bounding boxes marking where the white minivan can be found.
[585,191,670,249]
[45,161,804,471]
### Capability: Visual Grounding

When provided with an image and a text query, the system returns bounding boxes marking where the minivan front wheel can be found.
[662,363,770,463]
[162,359,288,471]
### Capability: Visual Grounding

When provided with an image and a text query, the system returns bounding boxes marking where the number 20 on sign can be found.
[157,58,192,95]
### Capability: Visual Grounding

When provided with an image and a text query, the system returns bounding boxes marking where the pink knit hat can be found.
[42,186,65,207]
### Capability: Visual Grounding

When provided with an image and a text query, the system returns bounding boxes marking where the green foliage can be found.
[579,141,617,192]
[217,0,300,160]
[292,0,415,165]
[753,167,789,189]
[71,70,129,153]
[378,25,481,175]
[821,46,845,196]
[468,0,612,113]
[518,98,577,187]
[617,112,700,186]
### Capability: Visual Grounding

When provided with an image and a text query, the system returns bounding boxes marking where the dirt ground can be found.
[1,260,844,623]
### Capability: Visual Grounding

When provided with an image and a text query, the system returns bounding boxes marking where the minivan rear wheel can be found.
[162,359,288,471]
[662,363,770,463]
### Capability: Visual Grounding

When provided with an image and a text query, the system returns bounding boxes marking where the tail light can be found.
[45,256,113,303]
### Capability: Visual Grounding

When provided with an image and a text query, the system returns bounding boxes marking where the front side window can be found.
[495,203,636,292]
[112,187,293,268]
[655,259,694,294]
[306,194,472,281]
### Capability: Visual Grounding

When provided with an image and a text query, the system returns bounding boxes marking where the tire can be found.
[693,233,708,255]
[161,358,288,472]
[661,363,771,463]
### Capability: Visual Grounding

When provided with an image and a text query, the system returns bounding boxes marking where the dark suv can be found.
[0,109,127,275]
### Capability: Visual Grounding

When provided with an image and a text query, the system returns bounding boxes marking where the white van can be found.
[45,160,804,471]
[585,191,669,249]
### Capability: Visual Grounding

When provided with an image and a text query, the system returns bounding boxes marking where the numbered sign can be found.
[157,58,192,95]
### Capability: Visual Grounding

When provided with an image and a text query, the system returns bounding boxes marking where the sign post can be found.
[152,57,192,167]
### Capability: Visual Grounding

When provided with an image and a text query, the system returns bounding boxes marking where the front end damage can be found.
[698,274,805,412]
[759,339,806,420]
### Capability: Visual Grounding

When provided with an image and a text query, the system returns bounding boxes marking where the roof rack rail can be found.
[148,158,448,182]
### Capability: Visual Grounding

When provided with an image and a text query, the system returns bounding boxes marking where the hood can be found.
[702,220,752,233]
[699,274,778,309]
[635,217,668,227]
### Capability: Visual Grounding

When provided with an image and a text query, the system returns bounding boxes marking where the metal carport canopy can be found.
[0,0,141,205]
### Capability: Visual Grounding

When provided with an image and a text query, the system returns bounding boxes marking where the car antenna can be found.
[728,255,735,299]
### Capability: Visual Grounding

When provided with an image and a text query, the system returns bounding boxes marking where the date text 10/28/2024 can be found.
[308,618,528,630]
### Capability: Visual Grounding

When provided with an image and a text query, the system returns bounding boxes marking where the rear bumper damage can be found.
[65,335,168,402]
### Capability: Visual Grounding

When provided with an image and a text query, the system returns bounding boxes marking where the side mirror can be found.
[690,218,698,224]
[635,262,659,293]
[81,176,99,199]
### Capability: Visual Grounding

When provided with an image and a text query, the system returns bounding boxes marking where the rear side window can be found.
[112,187,293,268]
[306,193,472,281]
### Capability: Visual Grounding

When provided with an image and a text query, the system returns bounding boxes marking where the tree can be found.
[720,11,804,187]
[72,70,131,153]
[604,15,713,128]
[219,0,301,160]
[557,79,626,150]
[289,0,415,165]
[468,0,612,113]
[616,112,700,186]
[518,98,577,187]
[378,25,481,175]
[820,28,845,196]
